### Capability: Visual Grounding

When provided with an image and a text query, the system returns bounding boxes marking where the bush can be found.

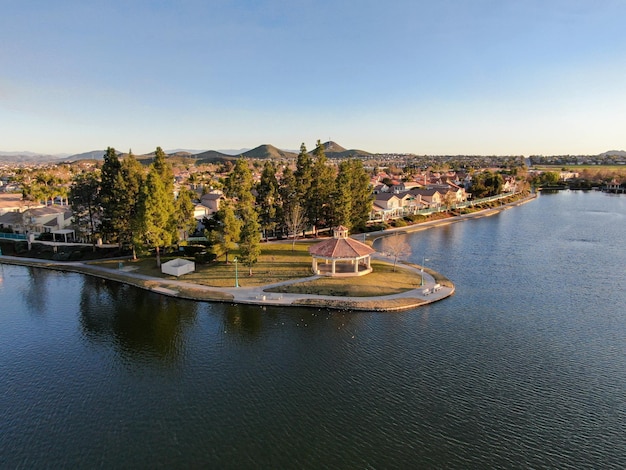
[365,223,388,232]
[391,218,407,227]
[195,251,217,264]
[181,244,208,256]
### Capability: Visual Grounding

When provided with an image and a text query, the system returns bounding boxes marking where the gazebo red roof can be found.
[309,236,375,259]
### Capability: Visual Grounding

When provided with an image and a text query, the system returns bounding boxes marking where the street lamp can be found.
[420,256,429,287]
[234,257,239,288]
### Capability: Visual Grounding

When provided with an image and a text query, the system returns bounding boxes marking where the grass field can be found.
[90,241,426,296]
[92,241,315,287]
[265,261,422,297]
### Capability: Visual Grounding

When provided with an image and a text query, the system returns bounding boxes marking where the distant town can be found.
[1,141,625,268]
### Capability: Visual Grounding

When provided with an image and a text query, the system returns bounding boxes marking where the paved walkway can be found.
[0,254,453,311]
[1,195,537,311]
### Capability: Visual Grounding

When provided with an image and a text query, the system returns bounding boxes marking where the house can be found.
[371,193,403,221]
[199,191,224,216]
[409,188,443,208]
[0,193,29,216]
[0,206,72,236]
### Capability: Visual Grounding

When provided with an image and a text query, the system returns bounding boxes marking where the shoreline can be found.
[0,194,536,312]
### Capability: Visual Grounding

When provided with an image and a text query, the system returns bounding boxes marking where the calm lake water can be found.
[1,191,625,469]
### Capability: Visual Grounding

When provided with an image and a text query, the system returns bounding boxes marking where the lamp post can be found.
[234,257,239,288]
[420,256,429,287]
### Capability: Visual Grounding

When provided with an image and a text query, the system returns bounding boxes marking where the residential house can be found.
[371,193,403,221]
[199,191,224,216]
[0,206,72,236]
[409,188,443,208]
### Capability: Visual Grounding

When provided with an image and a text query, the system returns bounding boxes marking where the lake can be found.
[1,190,625,468]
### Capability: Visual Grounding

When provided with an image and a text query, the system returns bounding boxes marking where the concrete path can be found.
[0,254,453,311]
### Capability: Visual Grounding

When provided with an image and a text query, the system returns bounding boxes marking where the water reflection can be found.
[20,267,49,314]
[223,304,265,336]
[79,276,197,363]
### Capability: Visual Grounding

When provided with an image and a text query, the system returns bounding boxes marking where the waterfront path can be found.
[0,254,453,311]
[0,195,536,311]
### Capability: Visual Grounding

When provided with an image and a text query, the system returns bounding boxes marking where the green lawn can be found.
[93,241,317,288]
[90,241,426,295]
[265,261,422,297]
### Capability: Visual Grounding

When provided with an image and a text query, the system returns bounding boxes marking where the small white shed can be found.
[161,258,195,277]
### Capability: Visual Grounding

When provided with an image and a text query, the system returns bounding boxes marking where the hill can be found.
[599,150,626,157]
[312,141,372,159]
[0,151,68,163]
[241,144,297,160]
[67,150,109,161]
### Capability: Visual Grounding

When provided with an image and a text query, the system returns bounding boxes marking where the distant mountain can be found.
[67,150,109,161]
[242,144,297,160]
[599,150,626,157]
[218,148,251,155]
[0,141,372,165]
[165,148,207,155]
[192,149,238,164]
[0,151,68,163]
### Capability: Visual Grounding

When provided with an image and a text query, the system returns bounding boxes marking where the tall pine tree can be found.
[136,166,175,267]
[306,140,334,234]
[238,203,262,276]
[116,151,145,257]
[99,147,122,243]
[256,161,280,241]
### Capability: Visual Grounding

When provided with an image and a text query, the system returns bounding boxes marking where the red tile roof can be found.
[309,237,375,259]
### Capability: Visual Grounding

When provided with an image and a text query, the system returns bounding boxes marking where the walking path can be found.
[0,254,453,311]
[0,194,536,312]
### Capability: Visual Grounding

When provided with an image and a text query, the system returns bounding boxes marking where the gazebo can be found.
[308,226,376,277]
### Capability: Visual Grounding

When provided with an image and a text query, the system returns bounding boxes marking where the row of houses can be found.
[371,186,467,221]
[0,204,74,240]
[1,173,518,240]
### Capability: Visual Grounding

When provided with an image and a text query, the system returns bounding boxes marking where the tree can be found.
[305,140,335,234]
[99,147,122,242]
[278,165,298,234]
[69,171,101,249]
[256,161,280,241]
[294,143,312,202]
[174,187,197,243]
[285,202,307,251]
[152,146,174,196]
[117,151,145,259]
[382,233,411,272]
[136,167,175,267]
[348,159,373,232]
[442,190,457,209]
[209,202,241,264]
[332,158,373,232]
[225,158,254,207]
[330,160,353,228]
[238,204,262,275]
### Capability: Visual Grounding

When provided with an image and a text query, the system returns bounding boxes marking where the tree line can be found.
[69,140,374,273]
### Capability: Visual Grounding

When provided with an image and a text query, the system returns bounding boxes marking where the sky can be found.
[2,0,626,156]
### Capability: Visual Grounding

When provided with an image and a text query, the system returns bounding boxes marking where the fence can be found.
[0,233,27,240]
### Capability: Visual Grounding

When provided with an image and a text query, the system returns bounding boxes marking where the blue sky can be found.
[2,0,626,155]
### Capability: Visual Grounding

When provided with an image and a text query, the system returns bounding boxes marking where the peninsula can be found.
[0,196,536,312]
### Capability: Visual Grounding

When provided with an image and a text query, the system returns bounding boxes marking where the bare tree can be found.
[286,203,307,251]
[382,233,411,272]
